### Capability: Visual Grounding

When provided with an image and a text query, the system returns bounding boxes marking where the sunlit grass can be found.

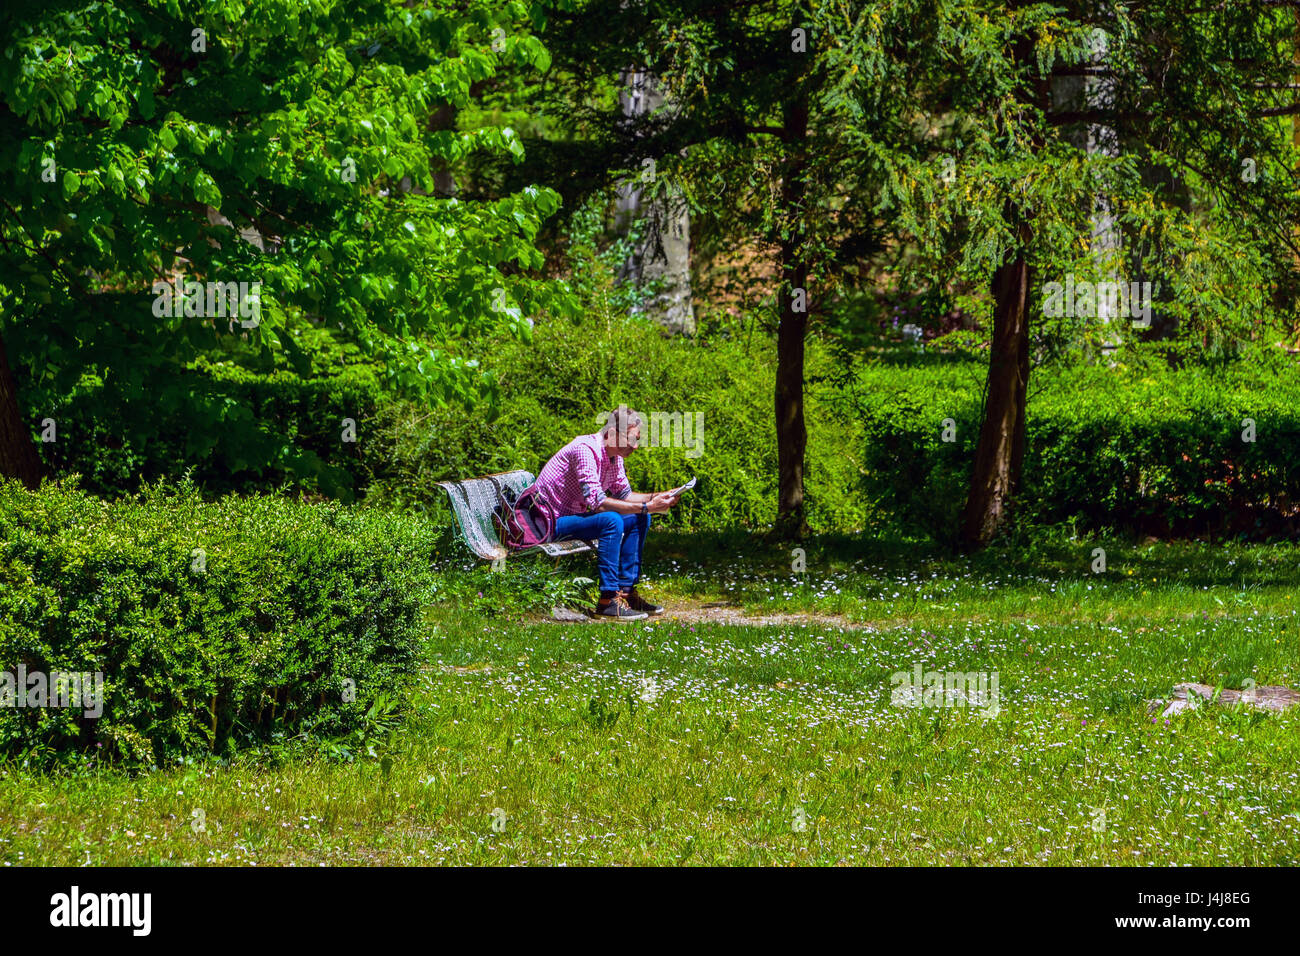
[2,533,1298,865]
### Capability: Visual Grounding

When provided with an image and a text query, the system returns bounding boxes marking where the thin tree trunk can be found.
[615,68,695,335]
[961,210,1032,550]
[1086,25,1121,356]
[961,12,1042,550]
[774,95,809,539]
[1050,15,1120,356]
[0,332,43,489]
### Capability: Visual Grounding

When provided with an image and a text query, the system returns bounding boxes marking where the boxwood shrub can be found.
[0,478,441,768]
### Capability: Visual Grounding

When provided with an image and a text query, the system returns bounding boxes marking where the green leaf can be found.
[191,171,222,208]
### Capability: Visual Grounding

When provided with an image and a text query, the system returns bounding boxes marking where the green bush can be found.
[33,357,385,502]
[1025,367,1300,535]
[846,358,1300,540]
[360,313,873,534]
[0,477,443,768]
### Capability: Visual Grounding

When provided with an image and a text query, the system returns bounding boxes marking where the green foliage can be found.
[0,476,443,768]
[35,340,388,501]
[860,0,1300,335]
[0,0,577,481]
[560,193,662,318]
[846,355,1300,541]
[435,560,591,616]
[360,309,873,534]
[1025,366,1300,536]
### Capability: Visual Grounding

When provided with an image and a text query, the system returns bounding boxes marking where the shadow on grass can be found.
[642,527,1300,590]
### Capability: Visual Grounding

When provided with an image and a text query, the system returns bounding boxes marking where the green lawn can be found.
[2,532,1298,865]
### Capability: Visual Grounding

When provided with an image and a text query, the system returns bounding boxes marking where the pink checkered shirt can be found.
[533,432,632,517]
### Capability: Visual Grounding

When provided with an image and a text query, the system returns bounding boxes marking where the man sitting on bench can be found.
[534,406,678,621]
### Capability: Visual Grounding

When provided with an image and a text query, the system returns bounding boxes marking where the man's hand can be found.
[647,492,678,514]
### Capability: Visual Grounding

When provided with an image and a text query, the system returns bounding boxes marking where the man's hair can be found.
[599,404,643,446]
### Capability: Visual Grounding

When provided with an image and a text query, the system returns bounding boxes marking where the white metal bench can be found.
[437,469,597,560]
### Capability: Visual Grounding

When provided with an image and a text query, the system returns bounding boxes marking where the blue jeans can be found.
[553,511,651,593]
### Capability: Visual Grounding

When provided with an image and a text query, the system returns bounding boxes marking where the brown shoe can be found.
[595,589,647,622]
[625,586,664,616]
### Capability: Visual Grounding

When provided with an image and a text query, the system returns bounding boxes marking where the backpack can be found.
[488,476,555,549]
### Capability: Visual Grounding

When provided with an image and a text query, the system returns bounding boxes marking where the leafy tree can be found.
[477,0,1300,545]
[846,0,1300,547]
[515,0,903,537]
[0,0,573,489]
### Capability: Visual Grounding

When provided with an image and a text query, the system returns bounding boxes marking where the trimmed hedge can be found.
[0,478,441,768]
[845,360,1300,540]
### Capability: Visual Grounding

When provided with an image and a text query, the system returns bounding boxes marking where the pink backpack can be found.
[488,476,556,549]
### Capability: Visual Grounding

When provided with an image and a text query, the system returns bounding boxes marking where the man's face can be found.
[605,423,640,458]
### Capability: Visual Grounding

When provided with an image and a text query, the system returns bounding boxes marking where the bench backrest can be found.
[437,469,535,560]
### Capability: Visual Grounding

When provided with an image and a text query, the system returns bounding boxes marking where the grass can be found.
[2,529,1298,865]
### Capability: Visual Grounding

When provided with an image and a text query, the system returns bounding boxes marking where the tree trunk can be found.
[961,11,1041,550]
[615,68,696,335]
[428,103,458,198]
[961,210,1031,550]
[774,95,809,539]
[0,332,43,489]
[1051,17,1121,357]
[1085,26,1121,357]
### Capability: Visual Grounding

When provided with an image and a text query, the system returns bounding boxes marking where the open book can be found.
[667,476,697,499]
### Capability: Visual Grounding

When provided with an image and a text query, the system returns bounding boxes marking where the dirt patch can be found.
[661,602,873,629]
[547,600,873,629]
